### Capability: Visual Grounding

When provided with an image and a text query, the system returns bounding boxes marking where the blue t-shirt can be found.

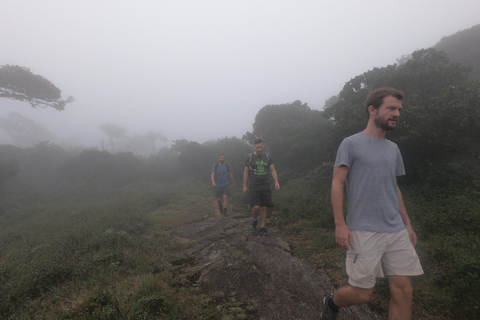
[334,132,406,232]
[212,163,230,187]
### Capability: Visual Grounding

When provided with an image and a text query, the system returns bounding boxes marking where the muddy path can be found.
[171,204,384,320]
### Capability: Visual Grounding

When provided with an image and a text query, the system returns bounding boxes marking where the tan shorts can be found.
[346,229,424,289]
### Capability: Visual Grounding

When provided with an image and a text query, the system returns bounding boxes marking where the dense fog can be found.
[1,1,479,150]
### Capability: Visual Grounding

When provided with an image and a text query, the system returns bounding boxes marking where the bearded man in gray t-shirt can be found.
[321,88,423,320]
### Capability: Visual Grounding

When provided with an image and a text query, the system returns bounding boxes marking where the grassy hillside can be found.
[1,175,479,319]
[0,181,233,319]
[271,169,480,320]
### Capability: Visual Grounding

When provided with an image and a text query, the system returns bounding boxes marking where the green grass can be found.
[0,181,234,319]
[273,177,480,320]
[1,176,478,319]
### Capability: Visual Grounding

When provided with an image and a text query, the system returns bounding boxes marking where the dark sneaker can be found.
[321,293,338,320]
[259,227,268,236]
[251,220,258,233]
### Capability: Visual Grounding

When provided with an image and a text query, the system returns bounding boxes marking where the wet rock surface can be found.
[171,205,384,320]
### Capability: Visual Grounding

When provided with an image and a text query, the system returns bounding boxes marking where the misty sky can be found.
[1,0,479,148]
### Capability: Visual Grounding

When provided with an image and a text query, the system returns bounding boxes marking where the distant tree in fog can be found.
[170,139,214,177]
[123,131,167,156]
[100,124,127,153]
[64,149,115,184]
[0,112,55,147]
[145,131,168,154]
[0,65,74,110]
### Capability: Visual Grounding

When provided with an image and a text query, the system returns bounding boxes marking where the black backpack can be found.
[214,163,231,173]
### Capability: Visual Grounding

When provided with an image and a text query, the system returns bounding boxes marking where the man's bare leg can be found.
[252,205,260,221]
[332,285,374,307]
[223,194,229,214]
[259,206,268,228]
[387,276,413,320]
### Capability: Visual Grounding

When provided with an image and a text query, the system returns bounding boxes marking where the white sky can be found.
[1,0,479,147]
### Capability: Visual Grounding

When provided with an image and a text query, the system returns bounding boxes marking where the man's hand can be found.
[212,182,216,187]
[274,182,280,191]
[405,225,418,246]
[335,224,353,250]
[243,186,248,194]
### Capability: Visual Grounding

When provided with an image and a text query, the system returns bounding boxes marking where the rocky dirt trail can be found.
[171,204,384,320]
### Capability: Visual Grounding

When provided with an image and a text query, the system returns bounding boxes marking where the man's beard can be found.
[374,116,396,131]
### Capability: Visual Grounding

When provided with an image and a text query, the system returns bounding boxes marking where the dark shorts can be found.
[215,186,230,199]
[249,184,274,207]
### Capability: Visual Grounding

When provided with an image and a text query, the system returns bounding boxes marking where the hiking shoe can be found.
[321,293,338,320]
[259,227,268,236]
[251,220,258,233]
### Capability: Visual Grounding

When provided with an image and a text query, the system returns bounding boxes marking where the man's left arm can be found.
[269,164,280,190]
[398,186,417,246]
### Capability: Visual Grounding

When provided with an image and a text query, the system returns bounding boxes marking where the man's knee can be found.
[388,276,413,301]
[353,286,374,304]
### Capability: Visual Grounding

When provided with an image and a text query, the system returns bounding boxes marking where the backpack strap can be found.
[248,152,270,171]
[215,163,230,172]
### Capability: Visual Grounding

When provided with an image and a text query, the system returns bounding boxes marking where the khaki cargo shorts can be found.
[346,229,424,289]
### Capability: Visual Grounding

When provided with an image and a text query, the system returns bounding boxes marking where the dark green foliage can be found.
[243,100,333,173]
[204,136,251,180]
[64,149,116,184]
[0,159,19,182]
[435,24,480,79]
[135,294,169,316]
[82,289,120,319]
[323,48,480,185]
[274,162,334,227]
[0,64,74,110]
[444,259,480,311]
[0,145,24,186]
[170,139,215,178]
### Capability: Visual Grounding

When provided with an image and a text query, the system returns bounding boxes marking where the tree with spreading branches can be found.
[0,65,74,110]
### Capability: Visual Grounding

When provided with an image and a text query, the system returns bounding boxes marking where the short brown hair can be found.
[365,87,404,116]
[254,138,263,145]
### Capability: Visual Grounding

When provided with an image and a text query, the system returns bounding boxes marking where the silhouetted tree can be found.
[100,124,127,153]
[0,65,74,110]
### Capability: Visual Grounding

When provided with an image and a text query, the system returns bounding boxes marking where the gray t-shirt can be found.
[334,132,406,232]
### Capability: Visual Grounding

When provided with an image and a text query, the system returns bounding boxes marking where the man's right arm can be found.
[243,166,249,194]
[211,171,216,186]
[331,165,351,250]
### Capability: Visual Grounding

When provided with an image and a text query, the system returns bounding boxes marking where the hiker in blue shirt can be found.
[211,154,235,215]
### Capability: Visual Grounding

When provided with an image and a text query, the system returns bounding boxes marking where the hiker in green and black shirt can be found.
[243,138,280,236]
